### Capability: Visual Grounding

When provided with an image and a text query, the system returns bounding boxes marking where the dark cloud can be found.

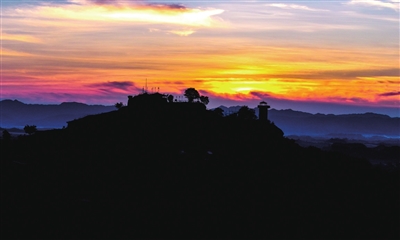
[262,68,400,80]
[89,0,115,4]
[349,97,366,103]
[88,81,135,90]
[325,68,400,79]
[151,80,185,85]
[197,89,212,95]
[378,91,400,97]
[149,3,186,10]
[87,0,139,5]
[250,91,271,99]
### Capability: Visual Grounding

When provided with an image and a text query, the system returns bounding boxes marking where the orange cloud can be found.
[1,48,33,57]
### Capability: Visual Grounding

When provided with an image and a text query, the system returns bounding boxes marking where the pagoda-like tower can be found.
[258,101,270,121]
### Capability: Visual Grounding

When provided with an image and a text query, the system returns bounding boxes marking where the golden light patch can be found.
[24,4,224,27]
[1,48,33,57]
[1,33,42,43]
[168,30,196,36]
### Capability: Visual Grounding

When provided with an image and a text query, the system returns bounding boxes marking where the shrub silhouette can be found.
[115,102,124,109]
[199,95,209,105]
[167,95,174,103]
[2,130,11,141]
[237,106,257,120]
[184,88,200,103]
[23,125,37,135]
[212,107,224,117]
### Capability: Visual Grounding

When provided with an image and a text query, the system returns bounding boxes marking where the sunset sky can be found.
[1,0,399,116]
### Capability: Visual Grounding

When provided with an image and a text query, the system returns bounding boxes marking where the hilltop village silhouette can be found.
[121,87,270,119]
[1,88,399,239]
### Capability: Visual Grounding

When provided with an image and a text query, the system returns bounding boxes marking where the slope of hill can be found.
[1,94,398,239]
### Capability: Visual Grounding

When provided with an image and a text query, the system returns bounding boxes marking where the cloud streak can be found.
[87,81,136,90]
[378,91,400,96]
[347,0,400,11]
[1,33,42,43]
[266,3,329,12]
[78,0,186,9]
[14,0,225,28]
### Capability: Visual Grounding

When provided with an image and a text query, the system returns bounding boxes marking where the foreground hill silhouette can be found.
[1,93,399,239]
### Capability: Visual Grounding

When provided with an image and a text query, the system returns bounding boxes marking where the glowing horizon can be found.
[1,0,399,113]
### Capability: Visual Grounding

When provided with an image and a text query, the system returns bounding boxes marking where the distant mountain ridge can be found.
[0,99,114,128]
[217,105,400,138]
[1,100,399,138]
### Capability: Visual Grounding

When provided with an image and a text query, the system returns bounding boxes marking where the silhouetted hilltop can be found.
[66,94,284,153]
[3,99,398,139]
[1,93,399,239]
[0,99,114,128]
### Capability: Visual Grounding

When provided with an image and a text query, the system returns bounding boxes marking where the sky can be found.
[1,0,399,116]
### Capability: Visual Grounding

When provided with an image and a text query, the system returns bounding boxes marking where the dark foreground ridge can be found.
[1,93,399,239]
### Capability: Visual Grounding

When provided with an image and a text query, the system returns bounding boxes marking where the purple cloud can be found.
[88,81,137,90]
[250,91,271,99]
[87,0,139,5]
[149,3,186,10]
[89,0,115,4]
[86,0,187,10]
[378,91,400,97]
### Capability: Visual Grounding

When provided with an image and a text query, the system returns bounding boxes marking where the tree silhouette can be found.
[199,96,209,105]
[184,88,200,103]
[115,102,124,109]
[167,95,174,103]
[212,107,224,117]
[24,125,37,135]
[2,130,11,141]
[237,106,257,120]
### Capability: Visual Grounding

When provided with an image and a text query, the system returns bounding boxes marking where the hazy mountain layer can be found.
[219,106,400,137]
[0,99,114,128]
[1,100,399,138]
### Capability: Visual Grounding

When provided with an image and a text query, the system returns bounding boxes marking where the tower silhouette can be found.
[258,101,270,121]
